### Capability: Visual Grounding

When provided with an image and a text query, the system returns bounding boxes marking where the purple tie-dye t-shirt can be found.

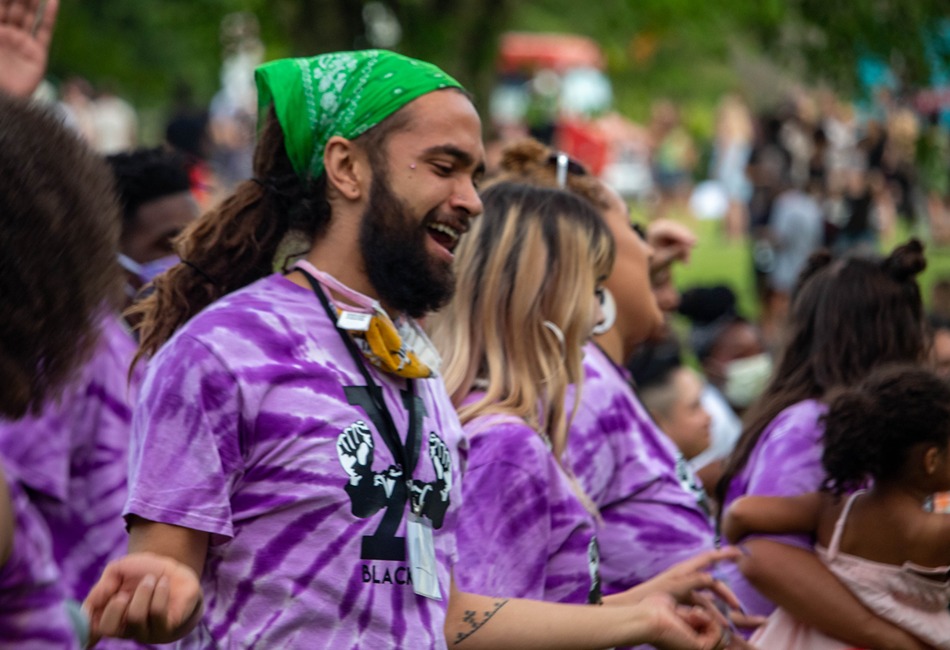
[567,343,716,595]
[455,413,601,605]
[0,314,141,602]
[717,399,827,619]
[0,463,78,649]
[124,274,464,649]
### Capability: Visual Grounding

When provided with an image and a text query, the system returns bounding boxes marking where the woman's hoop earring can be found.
[543,320,567,357]
[591,288,617,336]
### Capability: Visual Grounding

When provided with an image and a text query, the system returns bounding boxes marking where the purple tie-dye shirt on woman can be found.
[0,314,141,602]
[0,463,78,649]
[717,399,827,619]
[567,343,716,596]
[124,274,464,649]
[455,412,601,605]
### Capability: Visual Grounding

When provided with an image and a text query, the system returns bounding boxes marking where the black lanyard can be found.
[299,269,420,477]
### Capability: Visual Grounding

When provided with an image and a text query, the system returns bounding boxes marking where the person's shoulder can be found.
[764,399,827,443]
[464,414,551,465]
[151,275,329,371]
[779,398,826,419]
[181,274,319,341]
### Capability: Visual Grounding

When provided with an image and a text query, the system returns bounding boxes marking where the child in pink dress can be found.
[724,365,950,649]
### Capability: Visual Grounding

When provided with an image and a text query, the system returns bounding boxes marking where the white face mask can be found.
[723,352,772,408]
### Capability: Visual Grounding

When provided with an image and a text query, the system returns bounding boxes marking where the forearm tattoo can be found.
[453,599,510,645]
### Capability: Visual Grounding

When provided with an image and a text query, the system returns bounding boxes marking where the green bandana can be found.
[255,49,465,180]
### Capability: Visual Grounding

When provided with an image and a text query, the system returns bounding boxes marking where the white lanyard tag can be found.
[337,310,373,332]
[407,512,442,600]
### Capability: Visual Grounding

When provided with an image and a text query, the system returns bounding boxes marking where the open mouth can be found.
[427,222,461,253]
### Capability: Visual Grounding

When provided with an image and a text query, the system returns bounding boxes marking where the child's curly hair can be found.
[0,94,120,418]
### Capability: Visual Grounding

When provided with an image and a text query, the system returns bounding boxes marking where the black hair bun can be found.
[883,239,926,282]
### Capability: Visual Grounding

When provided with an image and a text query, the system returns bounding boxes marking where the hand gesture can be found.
[83,552,203,645]
[337,420,374,483]
[428,431,452,497]
[636,592,729,650]
[647,218,696,271]
[0,0,58,98]
[629,547,744,609]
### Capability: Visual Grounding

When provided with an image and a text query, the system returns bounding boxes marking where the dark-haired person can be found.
[0,93,120,647]
[677,286,769,492]
[109,147,199,304]
[0,147,197,645]
[722,365,950,649]
[716,241,934,649]
[84,52,724,650]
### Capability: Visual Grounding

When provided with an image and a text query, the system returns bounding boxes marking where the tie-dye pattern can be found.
[0,463,78,649]
[0,315,141,604]
[567,344,716,595]
[455,413,600,604]
[125,274,463,649]
[717,399,828,619]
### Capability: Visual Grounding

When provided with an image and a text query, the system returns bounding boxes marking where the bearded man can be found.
[84,51,728,650]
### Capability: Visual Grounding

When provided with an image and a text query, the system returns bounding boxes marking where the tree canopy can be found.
[48,0,948,117]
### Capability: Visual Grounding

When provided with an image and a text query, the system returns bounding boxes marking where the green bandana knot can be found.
[255,49,465,180]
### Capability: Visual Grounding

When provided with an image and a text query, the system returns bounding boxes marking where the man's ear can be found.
[324,135,369,201]
[925,446,940,476]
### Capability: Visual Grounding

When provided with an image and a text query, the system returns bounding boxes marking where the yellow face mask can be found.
[340,308,433,379]
[296,261,436,379]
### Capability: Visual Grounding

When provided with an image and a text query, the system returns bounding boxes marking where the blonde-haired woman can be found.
[431,182,741,648]
[433,181,611,604]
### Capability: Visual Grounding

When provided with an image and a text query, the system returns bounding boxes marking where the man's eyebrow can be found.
[422,144,486,175]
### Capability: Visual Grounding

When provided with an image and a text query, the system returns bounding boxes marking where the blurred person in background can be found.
[710,95,753,241]
[745,113,792,318]
[762,169,824,341]
[58,76,97,142]
[91,83,138,155]
[678,286,770,493]
[651,99,697,218]
[917,112,950,243]
[928,280,950,379]
[929,315,950,379]
[109,147,199,306]
[639,363,714,507]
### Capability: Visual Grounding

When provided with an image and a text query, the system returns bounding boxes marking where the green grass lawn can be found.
[649,213,950,318]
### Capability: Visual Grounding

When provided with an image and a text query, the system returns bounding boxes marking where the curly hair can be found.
[0,94,120,418]
[130,104,412,363]
[821,365,950,495]
[484,138,611,212]
[717,239,928,504]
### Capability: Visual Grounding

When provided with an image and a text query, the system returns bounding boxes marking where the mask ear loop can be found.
[543,320,567,357]
[555,153,570,188]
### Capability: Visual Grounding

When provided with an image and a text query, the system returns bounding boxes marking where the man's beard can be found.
[359,171,456,319]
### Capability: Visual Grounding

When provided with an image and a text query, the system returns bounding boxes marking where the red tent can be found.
[497,32,605,74]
